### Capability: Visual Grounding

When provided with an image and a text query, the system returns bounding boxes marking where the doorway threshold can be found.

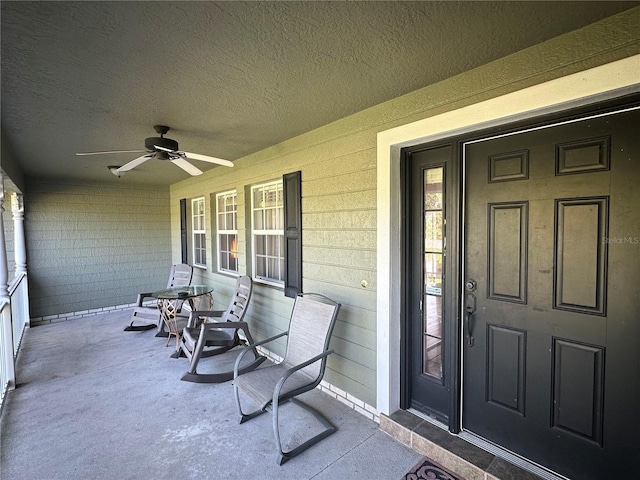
[380,409,562,480]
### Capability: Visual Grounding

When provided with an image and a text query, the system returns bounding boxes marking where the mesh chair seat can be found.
[233,363,315,410]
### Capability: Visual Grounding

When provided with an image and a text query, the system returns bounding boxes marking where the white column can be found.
[0,181,16,391]
[0,189,9,299]
[12,193,27,276]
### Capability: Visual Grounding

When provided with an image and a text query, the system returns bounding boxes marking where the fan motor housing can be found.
[145,136,178,152]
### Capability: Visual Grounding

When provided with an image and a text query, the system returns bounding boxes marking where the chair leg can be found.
[124,309,158,331]
[123,321,156,332]
[273,398,337,465]
[234,384,268,424]
[186,331,208,373]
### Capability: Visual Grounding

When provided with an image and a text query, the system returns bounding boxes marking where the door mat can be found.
[401,457,466,480]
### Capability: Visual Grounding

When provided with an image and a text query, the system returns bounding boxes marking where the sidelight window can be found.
[423,167,444,379]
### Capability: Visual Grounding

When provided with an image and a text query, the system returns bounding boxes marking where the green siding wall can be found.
[25,178,171,318]
[169,9,639,408]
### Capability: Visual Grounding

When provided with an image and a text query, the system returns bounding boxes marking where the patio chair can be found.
[233,293,341,465]
[124,263,193,332]
[179,276,266,383]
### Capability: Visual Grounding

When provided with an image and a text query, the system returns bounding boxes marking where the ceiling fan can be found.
[76,125,234,176]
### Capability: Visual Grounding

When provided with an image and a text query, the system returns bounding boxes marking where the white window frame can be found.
[191,197,206,268]
[251,180,285,286]
[216,190,239,274]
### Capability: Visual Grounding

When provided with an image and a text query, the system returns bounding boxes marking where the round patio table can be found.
[152,285,214,351]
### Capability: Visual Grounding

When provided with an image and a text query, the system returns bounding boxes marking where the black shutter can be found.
[180,198,188,264]
[283,171,302,298]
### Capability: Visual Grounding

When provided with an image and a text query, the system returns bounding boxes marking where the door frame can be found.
[375,56,640,420]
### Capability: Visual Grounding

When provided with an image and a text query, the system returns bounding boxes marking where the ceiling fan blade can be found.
[181,151,234,168]
[76,150,147,156]
[117,154,154,173]
[171,158,203,176]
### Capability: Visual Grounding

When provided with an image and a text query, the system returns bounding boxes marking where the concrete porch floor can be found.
[0,309,423,479]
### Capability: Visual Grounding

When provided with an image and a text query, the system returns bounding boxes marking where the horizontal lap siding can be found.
[171,126,379,405]
[301,145,377,404]
[25,179,171,318]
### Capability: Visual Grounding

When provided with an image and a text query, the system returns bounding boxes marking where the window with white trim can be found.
[191,197,206,267]
[251,180,284,285]
[216,190,238,274]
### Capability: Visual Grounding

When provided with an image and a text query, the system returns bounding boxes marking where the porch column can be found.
[12,193,27,276]
[12,192,30,329]
[0,189,9,299]
[0,183,16,392]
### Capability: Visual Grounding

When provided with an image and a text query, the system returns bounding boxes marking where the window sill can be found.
[253,277,285,290]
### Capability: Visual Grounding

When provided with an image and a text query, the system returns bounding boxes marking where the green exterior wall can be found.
[25,178,171,319]
[169,9,640,407]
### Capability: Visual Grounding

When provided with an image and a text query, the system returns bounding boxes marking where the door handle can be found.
[465,293,476,347]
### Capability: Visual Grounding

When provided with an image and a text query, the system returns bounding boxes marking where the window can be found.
[422,166,444,379]
[216,190,238,274]
[251,181,284,285]
[191,197,206,267]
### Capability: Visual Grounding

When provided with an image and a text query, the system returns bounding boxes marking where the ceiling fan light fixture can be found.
[108,165,123,177]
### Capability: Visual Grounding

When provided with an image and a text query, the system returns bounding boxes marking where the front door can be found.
[462,106,639,479]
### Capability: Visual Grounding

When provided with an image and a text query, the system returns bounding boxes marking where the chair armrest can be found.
[274,349,334,400]
[243,330,288,350]
[187,310,226,328]
[136,292,155,307]
[233,331,288,378]
[199,320,248,332]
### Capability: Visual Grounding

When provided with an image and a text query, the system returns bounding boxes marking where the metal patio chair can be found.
[232,293,341,465]
[124,263,193,332]
[179,276,265,383]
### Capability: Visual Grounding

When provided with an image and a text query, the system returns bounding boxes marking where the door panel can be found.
[406,145,457,423]
[462,107,639,479]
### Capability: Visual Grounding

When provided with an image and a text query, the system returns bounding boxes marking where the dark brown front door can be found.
[462,106,639,479]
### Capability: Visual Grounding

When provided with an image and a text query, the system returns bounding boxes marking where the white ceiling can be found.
[1,1,636,185]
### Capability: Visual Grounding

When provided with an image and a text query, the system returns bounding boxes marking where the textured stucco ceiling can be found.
[1,1,637,185]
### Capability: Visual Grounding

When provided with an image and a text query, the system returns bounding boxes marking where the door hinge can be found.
[419,300,423,311]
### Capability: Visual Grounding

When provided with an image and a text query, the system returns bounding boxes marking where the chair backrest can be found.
[167,264,193,288]
[221,276,253,322]
[284,294,340,380]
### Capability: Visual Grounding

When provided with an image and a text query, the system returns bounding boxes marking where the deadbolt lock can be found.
[465,279,477,292]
